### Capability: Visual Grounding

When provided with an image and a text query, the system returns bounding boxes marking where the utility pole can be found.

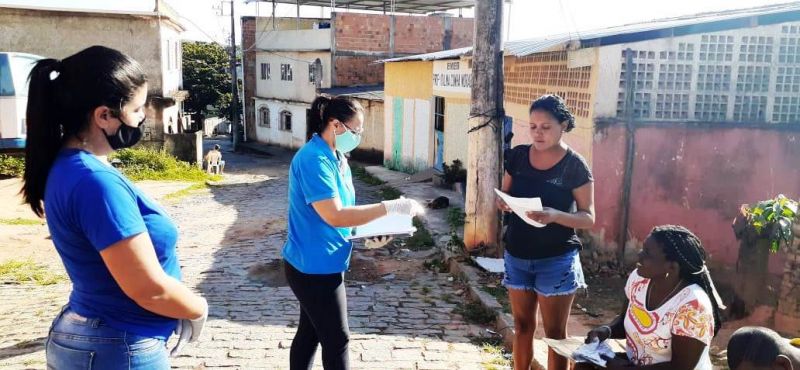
[229,0,240,151]
[464,0,504,252]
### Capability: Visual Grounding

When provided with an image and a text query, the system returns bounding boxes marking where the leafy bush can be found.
[0,154,24,177]
[447,207,466,229]
[742,194,799,252]
[405,217,435,251]
[110,148,219,182]
[442,159,467,185]
[378,186,402,200]
[351,165,385,186]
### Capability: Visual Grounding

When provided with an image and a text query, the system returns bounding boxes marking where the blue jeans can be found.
[46,306,169,370]
[502,249,587,296]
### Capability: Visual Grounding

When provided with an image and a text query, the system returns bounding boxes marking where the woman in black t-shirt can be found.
[496,94,595,370]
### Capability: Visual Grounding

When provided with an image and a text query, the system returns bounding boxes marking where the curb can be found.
[443,249,548,370]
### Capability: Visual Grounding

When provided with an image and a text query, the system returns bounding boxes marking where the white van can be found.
[0,52,43,150]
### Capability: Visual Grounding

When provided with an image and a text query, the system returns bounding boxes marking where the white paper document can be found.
[494,189,545,228]
[543,337,621,368]
[473,257,505,273]
[347,214,417,240]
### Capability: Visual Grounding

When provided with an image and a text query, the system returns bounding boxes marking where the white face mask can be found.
[334,123,362,153]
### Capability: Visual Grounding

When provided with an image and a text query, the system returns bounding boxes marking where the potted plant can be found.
[732,194,799,313]
[442,160,467,195]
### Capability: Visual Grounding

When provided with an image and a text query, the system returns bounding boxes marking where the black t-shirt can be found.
[503,145,593,260]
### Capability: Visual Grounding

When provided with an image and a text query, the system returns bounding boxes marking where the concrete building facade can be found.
[241,12,474,158]
[0,1,188,141]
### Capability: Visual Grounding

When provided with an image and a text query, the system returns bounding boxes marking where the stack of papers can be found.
[543,337,623,368]
[494,189,545,227]
[572,339,616,367]
[347,214,417,240]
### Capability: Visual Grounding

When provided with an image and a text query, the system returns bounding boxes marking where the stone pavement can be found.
[0,138,506,369]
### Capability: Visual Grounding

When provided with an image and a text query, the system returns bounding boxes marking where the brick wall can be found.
[242,16,257,141]
[450,18,475,49]
[332,13,474,86]
[334,13,391,52]
[393,16,445,54]
[335,56,384,86]
[504,51,594,118]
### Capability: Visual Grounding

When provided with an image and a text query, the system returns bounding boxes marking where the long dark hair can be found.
[529,94,576,132]
[307,95,363,141]
[22,45,147,217]
[650,225,726,336]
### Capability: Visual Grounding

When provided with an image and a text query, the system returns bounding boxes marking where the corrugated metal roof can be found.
[244,0,474,14]
[380,47,472,63]
[379,2,800,62]
[319,84,384,101]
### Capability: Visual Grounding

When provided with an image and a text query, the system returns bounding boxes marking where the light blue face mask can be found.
[335,123,362,153]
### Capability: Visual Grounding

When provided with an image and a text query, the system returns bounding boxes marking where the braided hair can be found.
[650,225,726,336]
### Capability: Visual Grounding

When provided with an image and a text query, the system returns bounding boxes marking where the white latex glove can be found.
[170,299,209,357]
[364,235,393,249]
[382,197,425,217]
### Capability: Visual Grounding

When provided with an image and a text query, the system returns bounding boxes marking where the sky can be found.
[0,0,794,46]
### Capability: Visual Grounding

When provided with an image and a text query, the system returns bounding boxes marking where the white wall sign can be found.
[433,60,472,95]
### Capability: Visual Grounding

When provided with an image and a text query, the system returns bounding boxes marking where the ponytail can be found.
[307,95,364,142]
[21,46,147,217]
[307,96,331,141]
[22,59,63,217]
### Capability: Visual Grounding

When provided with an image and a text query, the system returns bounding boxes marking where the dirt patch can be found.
[574,273,628,322]
[227,218,287,242]
[0,225,61,269]
[247,259,288,287]
[346,255,382,282]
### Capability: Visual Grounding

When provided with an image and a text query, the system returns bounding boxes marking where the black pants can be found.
[284,260,350,370]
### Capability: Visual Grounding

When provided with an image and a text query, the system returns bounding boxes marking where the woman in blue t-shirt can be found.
[496,94,595,370]
[21,46,208,369]
[282,96,424,370]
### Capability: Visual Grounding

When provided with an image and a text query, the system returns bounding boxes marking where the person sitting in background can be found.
[581,225,726,370]
[204,144,224,174]
[727,326,800,370]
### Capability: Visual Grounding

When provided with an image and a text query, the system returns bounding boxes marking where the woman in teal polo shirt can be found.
[282,96,423,370]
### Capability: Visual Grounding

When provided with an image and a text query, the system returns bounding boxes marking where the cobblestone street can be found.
[0,139,503,370]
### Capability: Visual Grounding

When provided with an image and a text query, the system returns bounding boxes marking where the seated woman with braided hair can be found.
[577,225,726,370]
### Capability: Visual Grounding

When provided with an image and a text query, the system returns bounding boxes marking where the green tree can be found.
[182,41,232,120]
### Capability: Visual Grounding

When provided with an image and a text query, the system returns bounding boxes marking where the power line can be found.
[178,14,228,47]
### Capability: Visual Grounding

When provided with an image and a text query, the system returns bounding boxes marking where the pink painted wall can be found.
[592,123,800,275]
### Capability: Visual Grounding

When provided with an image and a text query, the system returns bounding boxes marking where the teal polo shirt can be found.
[282,134,356,274]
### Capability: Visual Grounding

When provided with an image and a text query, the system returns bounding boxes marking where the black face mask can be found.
[104,116,145,149]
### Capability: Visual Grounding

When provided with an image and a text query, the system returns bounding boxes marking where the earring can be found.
[665,272,670,279]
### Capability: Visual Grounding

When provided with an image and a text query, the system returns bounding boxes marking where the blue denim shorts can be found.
[46,306,169,370]
[502,249,587,296]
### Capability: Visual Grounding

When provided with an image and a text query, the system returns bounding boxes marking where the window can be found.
[280,111,292,131]
[434,96,445,132]
[174,42,180,70]
[281,64,293,81]
[309,64,315,83]
[258,106,270,127]
[260,63,267,80]
[166,40,172,71]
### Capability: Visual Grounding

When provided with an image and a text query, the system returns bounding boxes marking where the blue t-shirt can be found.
[282,134,356,274]
[44,149,180,339]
